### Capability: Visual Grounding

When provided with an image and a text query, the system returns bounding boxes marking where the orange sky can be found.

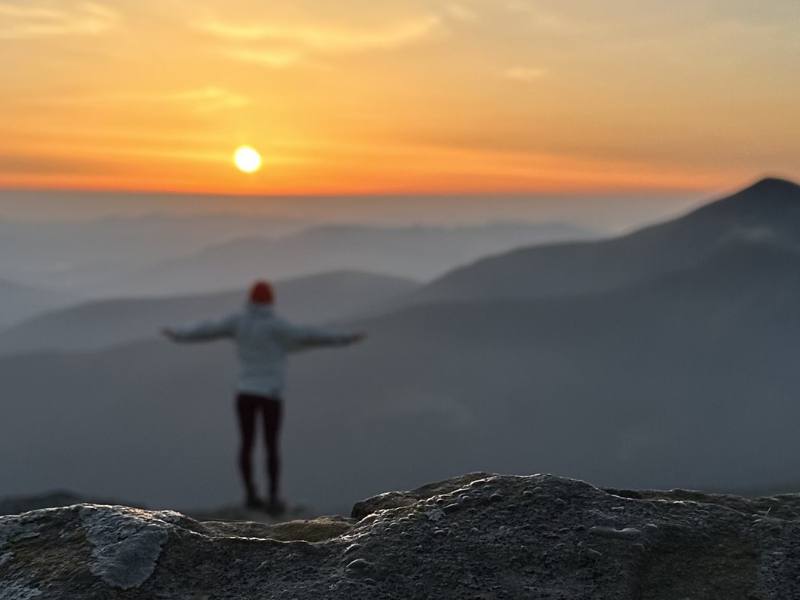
[0,0,798,196]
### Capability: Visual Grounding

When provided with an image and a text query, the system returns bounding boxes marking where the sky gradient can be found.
[1,0,798,196]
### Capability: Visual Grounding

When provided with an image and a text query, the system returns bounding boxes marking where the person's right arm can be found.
[162,314,238,343]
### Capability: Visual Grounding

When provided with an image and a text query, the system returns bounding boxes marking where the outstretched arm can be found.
[162,315,238,343]
[281,322,366,353]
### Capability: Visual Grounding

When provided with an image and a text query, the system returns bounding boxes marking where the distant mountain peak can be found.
[742,176,800,195]
[695,176,800,220]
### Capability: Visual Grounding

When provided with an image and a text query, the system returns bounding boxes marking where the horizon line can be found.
[0,182,725,201]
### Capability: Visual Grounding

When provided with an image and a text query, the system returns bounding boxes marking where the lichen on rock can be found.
[79,505,174,590]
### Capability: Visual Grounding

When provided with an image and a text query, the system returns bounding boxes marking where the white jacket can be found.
[171,304,359,399]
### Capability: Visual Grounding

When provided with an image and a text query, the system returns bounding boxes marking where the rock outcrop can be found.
[3,473,800,599]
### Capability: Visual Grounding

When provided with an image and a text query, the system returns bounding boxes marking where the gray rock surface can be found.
[3,473,800,599]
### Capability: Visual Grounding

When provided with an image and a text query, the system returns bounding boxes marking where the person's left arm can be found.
[280,322,366,353]
[162,314,238,343]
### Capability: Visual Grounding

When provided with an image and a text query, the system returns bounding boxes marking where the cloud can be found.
[162,87,251,112]
[502,1,582,34]
[220,48,302,68]
[444,3,478,22]
[0,1,118,39]
[503,66,547,82]
[194,14,443,52]
[195,13,444,69]
[40,87,251,113]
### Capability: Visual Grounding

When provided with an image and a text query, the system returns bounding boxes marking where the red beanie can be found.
[249,281,274,305]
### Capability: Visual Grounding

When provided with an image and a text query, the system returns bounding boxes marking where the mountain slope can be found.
[0,213,306,295]
[4,179,799,510]
[0,270,416,355]
[414,177,800,303]
[0,278,76,329]
[109,222,595,295]
[3,237,800,509]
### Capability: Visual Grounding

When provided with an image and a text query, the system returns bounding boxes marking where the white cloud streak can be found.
[194,15,442,51]
[502,1,584,34]
[0,1,119,39]
[195,13,444,68]
[39,87,251,113]
[220,48,303,68]
[444,3,478,22]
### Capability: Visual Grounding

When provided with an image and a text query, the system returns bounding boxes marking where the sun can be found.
[233,146,263,174]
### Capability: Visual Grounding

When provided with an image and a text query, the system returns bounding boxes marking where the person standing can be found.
[163,280,365,514]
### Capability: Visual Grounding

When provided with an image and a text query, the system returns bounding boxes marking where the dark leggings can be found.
[236,393,283,501]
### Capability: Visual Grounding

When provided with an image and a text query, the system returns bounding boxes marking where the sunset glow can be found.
[0,1,797,196]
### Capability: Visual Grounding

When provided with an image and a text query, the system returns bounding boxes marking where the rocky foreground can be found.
[3,473,800,599]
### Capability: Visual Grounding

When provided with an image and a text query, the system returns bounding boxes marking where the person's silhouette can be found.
[163,280,365,514]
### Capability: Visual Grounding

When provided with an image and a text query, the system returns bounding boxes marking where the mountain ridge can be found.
[412,176,800,304]
[3,178,800,510]
[109,221,596,295]
[0,270,416,355]
[0,277,77,330]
